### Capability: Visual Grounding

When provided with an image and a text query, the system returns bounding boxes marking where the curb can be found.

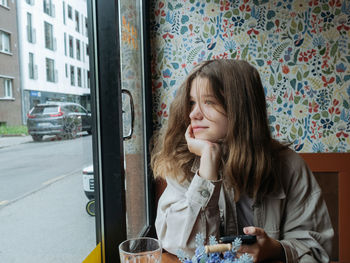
[0,134,27,137]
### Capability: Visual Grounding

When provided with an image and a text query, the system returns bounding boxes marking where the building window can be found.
[68,5,72,19]
[26,12,35,43]
[85,17,88,37]
[0,0,9,8]
[0,30,10,53]
[26,0,34,5]
[86,43,89,56]
[75,10,80,32]
[46,58,55,82]
[63,2,66,25]
[29,52,34,79]
[77,67,82,87]
[65,63,68,78]
[64,33,67,56]
[44,22,54,50]
[43,0,55,17]
[69,35,74,58]
[1,78,13,98]
[86,70,90,89]
[76,39,80,60]
[70,65,75,86]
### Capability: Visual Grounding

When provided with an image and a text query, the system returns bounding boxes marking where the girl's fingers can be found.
[243,226,265,237]
[185,125,194,140]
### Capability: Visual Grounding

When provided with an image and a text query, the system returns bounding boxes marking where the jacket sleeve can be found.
[155,173,222,256]
[279,154,334,263]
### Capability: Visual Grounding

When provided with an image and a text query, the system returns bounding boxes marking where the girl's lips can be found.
[192,126,208,132]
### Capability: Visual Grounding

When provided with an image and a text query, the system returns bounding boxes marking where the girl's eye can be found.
[189,100,195,106]
[204,100,214,105]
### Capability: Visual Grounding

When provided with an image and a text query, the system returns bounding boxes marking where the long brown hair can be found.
[151,59,287,200]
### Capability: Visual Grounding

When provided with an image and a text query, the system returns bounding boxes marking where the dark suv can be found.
[27,102,92,141]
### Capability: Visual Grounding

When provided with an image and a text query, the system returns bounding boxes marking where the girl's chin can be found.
[194,135,222,143]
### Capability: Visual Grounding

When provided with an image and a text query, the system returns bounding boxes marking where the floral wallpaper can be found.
[149,0,350,152]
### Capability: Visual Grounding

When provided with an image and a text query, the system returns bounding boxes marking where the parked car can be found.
[27,102,92,141]
[82,165,95,216]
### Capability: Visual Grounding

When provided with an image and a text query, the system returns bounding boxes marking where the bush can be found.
[0,125,28,136]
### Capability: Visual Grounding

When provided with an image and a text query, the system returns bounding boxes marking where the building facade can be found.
[17,0,90,123]
[0,0,21,126]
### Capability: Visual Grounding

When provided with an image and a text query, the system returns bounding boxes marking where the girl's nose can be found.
[189,104,203,120]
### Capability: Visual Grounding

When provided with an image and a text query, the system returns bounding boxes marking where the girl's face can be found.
[189,77,228,142]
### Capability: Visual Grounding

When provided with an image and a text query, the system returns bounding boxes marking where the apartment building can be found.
[17,0,90,122]
[0,0,21,126]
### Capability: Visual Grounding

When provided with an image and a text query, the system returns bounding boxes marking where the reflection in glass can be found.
[119,0,147,238]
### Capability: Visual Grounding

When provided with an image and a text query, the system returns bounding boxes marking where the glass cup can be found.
[119,237,162,263]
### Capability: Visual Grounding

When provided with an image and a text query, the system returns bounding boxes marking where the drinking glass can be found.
[119,237,162,263]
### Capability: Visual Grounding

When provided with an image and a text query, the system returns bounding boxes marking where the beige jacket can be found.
[155,149,333,262]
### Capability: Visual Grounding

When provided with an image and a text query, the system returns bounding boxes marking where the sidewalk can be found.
[0,135,33,149]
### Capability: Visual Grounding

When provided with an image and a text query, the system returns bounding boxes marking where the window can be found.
[63,2,66,25]
[68,5,72,19]
[76,39,81,60]
[85,17,88,37]
[75,10,80,32]
[87,70,90,89]
[65,63,68,78]
[0,30,10,53]
[1,78,12,98]
[70,65,75,86]
[69,35,74,58]
[0,0,8,8]
[44,22,54,50]
[27,13,35,43]
[82,42,85,62]
[86,43,89,56]
[77,67,82,87]
[43,0,55,17]
[64,33,67,56]
[26,0,34,5]
[46,57,55,82]
[29,52,34,79]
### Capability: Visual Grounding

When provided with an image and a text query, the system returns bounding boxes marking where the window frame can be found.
[69,35,74,58]
[43,0,54,17]
[87,0,155,261]
[70,65,75,86]
[3,78,13,98]
[29,52,34,79]
[76,39,81,60]
[75,10,80,32]
[0,0,8,8]
[45,57,55,82]
[0,30,11,53]
[77,67,82,87]
[44,21,54,50]
[68,5,72,19]
[63,1,66,24]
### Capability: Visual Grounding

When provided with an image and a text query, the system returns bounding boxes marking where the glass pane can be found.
[0,0,95,261]
[119,0,147,238]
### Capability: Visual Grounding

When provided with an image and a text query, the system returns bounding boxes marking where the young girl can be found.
[151,59,333,262]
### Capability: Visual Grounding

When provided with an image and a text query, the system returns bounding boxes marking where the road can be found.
[0,135,93,203]
[0,135,96,262]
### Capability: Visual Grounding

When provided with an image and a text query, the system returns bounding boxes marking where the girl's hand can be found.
[185,125,212,156]
[237,227,285,263]
[185,125,222,181]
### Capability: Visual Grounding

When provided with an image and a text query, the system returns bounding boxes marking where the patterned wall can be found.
[149,0,350,152]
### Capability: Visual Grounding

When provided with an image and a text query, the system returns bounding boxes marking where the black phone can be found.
[220,235,257,245]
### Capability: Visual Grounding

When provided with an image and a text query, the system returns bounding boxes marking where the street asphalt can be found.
[0,134,33,148]
[0,135,96,262]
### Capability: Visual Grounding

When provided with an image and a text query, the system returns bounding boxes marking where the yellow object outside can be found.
[82,243,101,263]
